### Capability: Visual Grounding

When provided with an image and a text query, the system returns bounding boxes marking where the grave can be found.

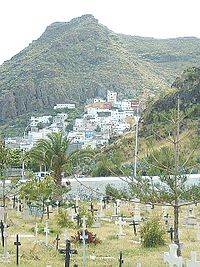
[186,251,200,267]
[163,243,183,267]
[184,205,197,227]
[97,198,105,218]
[0,224,10,264]
[196,223,200,241]
[129,219,141,243]
[115,217,126,239]
[44,221,49,246]
[133,198,141,222]
[92,211,101,228]
[145,204,152,213]
[80,216,88,267]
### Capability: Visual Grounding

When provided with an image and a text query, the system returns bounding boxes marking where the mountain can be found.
[1,14,200,124]
[142,67,200,129]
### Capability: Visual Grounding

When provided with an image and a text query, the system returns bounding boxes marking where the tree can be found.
[0,139,20,210]
[106,99,200,256]
[28,132,70,186]
[28,132,96,186]
[131,99,200,256]
[19,175,57,220]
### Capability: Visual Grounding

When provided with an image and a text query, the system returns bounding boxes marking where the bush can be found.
[57,208,73,228]
[78,205,94,227]
[141,216,165,247]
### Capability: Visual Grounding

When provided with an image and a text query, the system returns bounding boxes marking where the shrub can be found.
[57,208,73,228]
[141,216,165,247]
[78,205,94,227]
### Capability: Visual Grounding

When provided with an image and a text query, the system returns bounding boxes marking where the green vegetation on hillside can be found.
[0,14,200,125]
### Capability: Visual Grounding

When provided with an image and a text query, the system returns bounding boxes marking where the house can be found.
[107,90,117,103]
[53,103,76,110]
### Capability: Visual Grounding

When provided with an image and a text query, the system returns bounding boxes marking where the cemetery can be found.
[0,195,200,266]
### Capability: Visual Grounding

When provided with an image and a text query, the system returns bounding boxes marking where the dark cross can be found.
[75,214,81,227]
[64,239,78,267]
[73,203,79,214]
[0,220,4,247]
[55,234,60,250]
[88,202,98,217]
[14,234,21,266]
[12,195,16,209]
[19,200,22,212]
[102,198,106,209]
[103,196,110,209]
[164,214,169,225]
[119,251,123,267]
[129,220,139,236]
[167,226,174,242]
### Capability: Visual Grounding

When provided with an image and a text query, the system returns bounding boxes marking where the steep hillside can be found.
[142,67,200,130]
[0,14,200,124]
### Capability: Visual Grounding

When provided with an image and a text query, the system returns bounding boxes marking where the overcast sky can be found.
[0,0,200,65]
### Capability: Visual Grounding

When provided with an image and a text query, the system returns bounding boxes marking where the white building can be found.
[93,98,106,103]
[67,131,85,144]
[107,90,117,103]
[53,103,76,110]
[30,116,52,126]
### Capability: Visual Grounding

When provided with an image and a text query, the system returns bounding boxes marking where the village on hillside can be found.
[5,91,140,151]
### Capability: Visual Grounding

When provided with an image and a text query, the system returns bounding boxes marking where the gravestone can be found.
[116,199,121,215]
[0,224,10,263]
[14,234,21,265]
[115,217,126,239]
[133,199,141,222]
[55,234,60,250]
[92,212,101,228]
[56,200,60,214]
[167,226,174,242]
[35,223,38,242]
[119,251,123,267]
[88,202,98,218]
[196,223,200,241]
[145,204,152,213]
[44,221,49,246]
[80,216,88,267]
[186,251,200,267]
[130,219,141,244]
[97,199,105,218]
[0,220,4,247]
[163,243,183,267]
[63,230,69,242]
[184,205,196,227]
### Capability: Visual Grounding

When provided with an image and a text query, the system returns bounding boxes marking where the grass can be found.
[0,203,200,266]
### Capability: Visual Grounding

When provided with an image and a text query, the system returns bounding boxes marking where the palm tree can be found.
[28,132,97,186]
[29,132,70,186]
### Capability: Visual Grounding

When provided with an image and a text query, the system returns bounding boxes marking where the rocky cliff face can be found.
[142,67,200,128]
[1,14,200,123]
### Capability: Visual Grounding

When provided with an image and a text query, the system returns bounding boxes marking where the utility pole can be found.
[21,124,30,180]
[134,107,140,178]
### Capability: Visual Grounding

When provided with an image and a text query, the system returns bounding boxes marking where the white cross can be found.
[44,221,49,246]
[186,251,200,267]
[35,223,38,241]
[75,195,79,214]
[196,223,200,241]
[163,244,183,267]
[63,229,68,241]
[2,224,10,263]
[81,216,88,267]
[56,201,59,214]
[115,217,126,238]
